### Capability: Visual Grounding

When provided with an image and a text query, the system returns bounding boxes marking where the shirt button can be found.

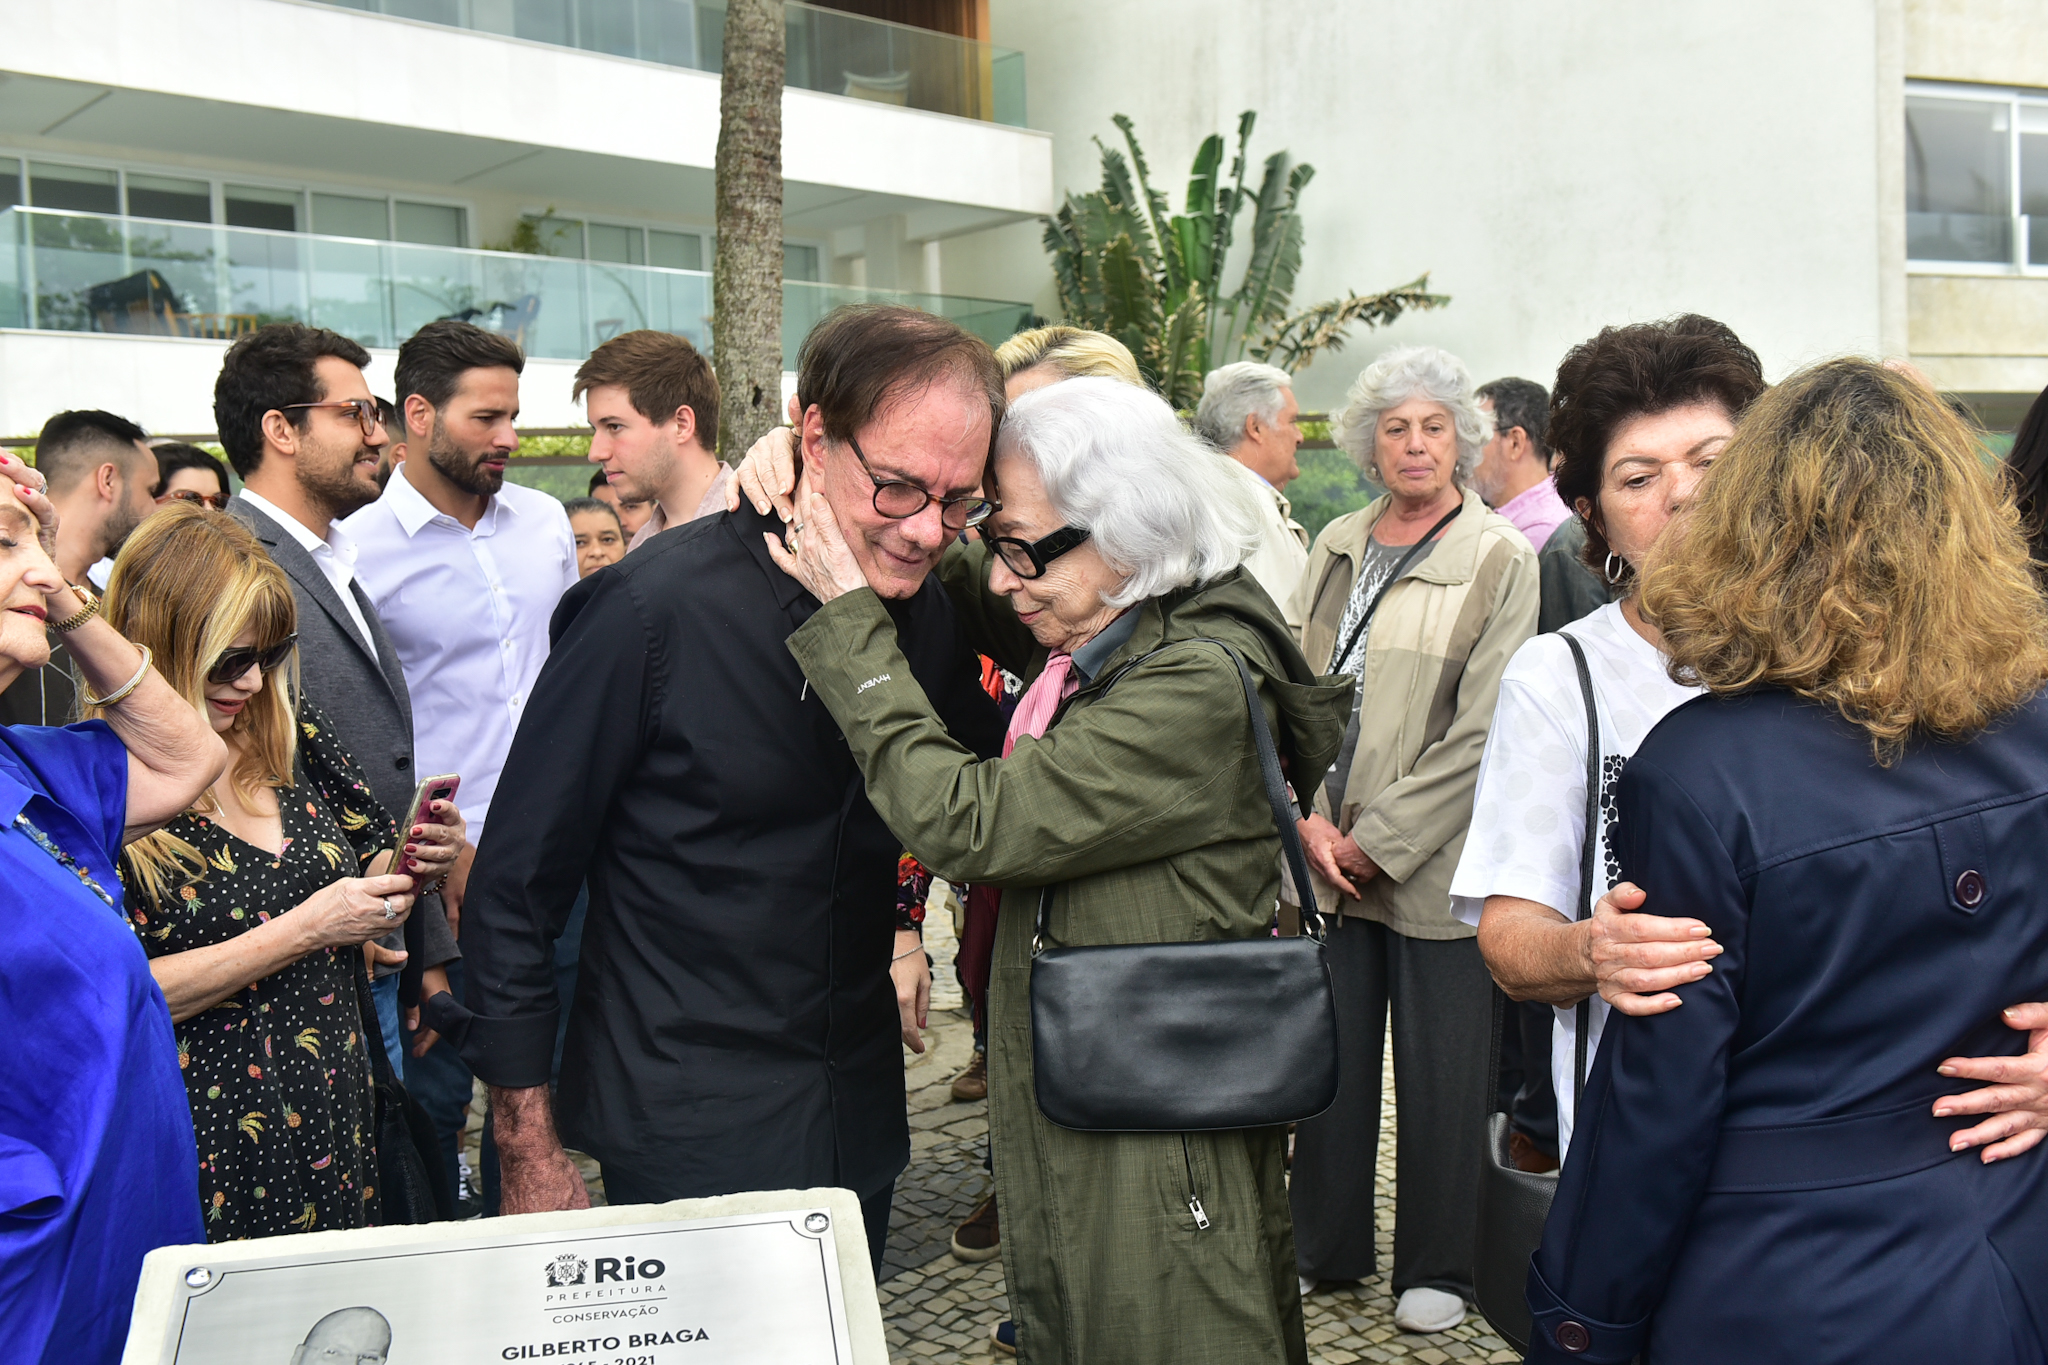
[395,755,411,771]
[1554,1321,1591,1354]
[1955,869,1986,908]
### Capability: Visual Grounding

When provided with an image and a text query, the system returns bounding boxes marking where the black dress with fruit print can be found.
[123,701,396,1242]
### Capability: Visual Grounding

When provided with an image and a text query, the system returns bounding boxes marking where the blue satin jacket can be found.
[1527,689,2048,1365]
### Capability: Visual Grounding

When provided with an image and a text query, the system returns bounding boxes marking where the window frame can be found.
[1906,79,2048,275]
[0,147,475,248]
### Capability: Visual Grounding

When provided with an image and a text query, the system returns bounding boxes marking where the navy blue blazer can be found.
[1527,689,2048,1365]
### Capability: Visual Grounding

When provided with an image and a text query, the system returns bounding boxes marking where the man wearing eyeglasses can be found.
[435,305,1005,1275]
[217,322,461,1085]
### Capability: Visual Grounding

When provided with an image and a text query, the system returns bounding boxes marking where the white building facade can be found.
[939,0,2048,423]
[5,0,2047,437]
[0,0,1052,434]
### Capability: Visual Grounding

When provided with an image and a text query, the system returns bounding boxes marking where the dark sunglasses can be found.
[979,524,1091,580]
[847,434,997,532]
[163,488,227,510]
[207,634,298,686]
[280,398,383,442]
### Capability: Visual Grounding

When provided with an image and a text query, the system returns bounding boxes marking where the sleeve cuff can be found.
[1523,1256,1648,1363]
[1350,811,1428,884]
[434,998,562,1090]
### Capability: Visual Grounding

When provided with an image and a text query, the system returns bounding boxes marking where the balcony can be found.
[315,0,1026,126]
[0,207,1034,370]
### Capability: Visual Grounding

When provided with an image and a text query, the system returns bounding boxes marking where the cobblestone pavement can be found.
[466,899,1517,1362]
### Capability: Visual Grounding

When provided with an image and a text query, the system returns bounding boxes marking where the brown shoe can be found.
[950,1195,1000,1262]
[949,1049,988,1103]
[1509,1130,1560,1174]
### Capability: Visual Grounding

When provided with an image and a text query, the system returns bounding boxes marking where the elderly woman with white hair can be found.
[1285,345,1538,1332]
[767,375,1351,1365]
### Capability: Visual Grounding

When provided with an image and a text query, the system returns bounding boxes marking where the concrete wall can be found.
[0,330,587,438]
[953,0,1892,409]
[1904,0,2048,84]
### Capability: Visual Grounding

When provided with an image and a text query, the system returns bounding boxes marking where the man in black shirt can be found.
[436,306,1004,1271]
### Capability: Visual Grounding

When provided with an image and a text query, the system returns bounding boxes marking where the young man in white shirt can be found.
[577,329,730,554]
[342,319,577,1209]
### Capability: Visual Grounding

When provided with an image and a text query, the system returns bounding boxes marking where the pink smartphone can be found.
[400,773,460,889]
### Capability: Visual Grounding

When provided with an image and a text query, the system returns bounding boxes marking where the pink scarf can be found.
[1002,652,1078,757]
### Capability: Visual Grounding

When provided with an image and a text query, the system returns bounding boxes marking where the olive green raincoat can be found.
[788,551,1350,1365]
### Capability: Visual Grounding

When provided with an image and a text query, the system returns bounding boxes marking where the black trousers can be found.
[601,1161,894,1280]
[1289,918,1493,1297]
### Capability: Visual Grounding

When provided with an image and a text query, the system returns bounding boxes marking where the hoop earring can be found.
[1604,552,1627,587]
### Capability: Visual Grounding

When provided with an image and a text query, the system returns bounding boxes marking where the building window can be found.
[313,192,392,240]
[784,243,821,282]
[29,162,118,214]
[0,158,20,212]
[395,200,466,248]
[225,185,302,232]
[1907,84,2048,268]
[126,173,211,223]
[650,229,703,270]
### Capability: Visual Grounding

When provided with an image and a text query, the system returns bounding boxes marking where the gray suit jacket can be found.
[228,494,458,977]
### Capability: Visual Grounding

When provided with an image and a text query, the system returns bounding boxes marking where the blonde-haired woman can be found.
[105,505,465,1241]
[995,325,1145,395]
[1527,359,2048,1364]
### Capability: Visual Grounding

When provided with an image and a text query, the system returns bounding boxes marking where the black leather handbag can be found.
[1028,639,1340,1133]
[1472,633,1599,1351]
[354,956,453,1224]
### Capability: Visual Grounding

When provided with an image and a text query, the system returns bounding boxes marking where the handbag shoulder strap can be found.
[1560,631,1600,1106]
[1032,637,1324,952]
[1329,503,1463,672]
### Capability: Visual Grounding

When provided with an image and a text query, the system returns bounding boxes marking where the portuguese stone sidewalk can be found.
[473,903,1520,1362]
[874,907,1524,1365]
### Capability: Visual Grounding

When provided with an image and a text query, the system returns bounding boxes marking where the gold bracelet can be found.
[83,644,152,708]
[49,592,99,633]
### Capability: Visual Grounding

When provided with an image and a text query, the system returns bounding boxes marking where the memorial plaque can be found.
[122,1187,887,1365]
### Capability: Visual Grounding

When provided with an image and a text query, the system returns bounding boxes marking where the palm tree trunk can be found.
[713,0,785,458]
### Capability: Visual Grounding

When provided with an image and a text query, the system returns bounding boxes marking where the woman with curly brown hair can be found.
[1523,359,2048,1365]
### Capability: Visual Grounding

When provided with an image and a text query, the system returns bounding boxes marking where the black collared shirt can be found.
[451,504,1002,1198]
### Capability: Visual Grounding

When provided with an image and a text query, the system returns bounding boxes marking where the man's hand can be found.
[491,1085,591,1215]
[362,940,408,973]
[1586,882,1722,1016]
[892,929,930,1054]
[407,963,452,1058]
[442,842,476,940]
[1297,812,1377,900]
[1936,1002,2048,1163]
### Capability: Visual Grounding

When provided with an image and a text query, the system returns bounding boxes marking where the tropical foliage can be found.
[1042,112,1449,409]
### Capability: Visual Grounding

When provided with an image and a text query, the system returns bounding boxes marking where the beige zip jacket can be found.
[1288,485,1538,939]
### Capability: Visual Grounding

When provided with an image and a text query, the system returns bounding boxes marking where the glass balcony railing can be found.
[315,0,1027,126]
[0,207,1034,370]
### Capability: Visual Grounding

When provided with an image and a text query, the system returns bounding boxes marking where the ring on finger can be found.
[382,896,397,921]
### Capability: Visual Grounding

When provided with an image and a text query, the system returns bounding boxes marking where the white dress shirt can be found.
[238,487,378,660]
[341,465,578,846]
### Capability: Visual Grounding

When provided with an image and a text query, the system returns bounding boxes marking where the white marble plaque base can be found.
[122,1187,886,1365]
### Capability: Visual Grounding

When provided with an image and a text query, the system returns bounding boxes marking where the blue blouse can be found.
[0,721,202,1365]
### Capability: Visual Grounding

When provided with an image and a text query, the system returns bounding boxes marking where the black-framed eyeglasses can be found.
[280,398,383,442]
[163,488,227,511]
[846,434,997,531]
[979,524,1091,580]
[207,634,298,686]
